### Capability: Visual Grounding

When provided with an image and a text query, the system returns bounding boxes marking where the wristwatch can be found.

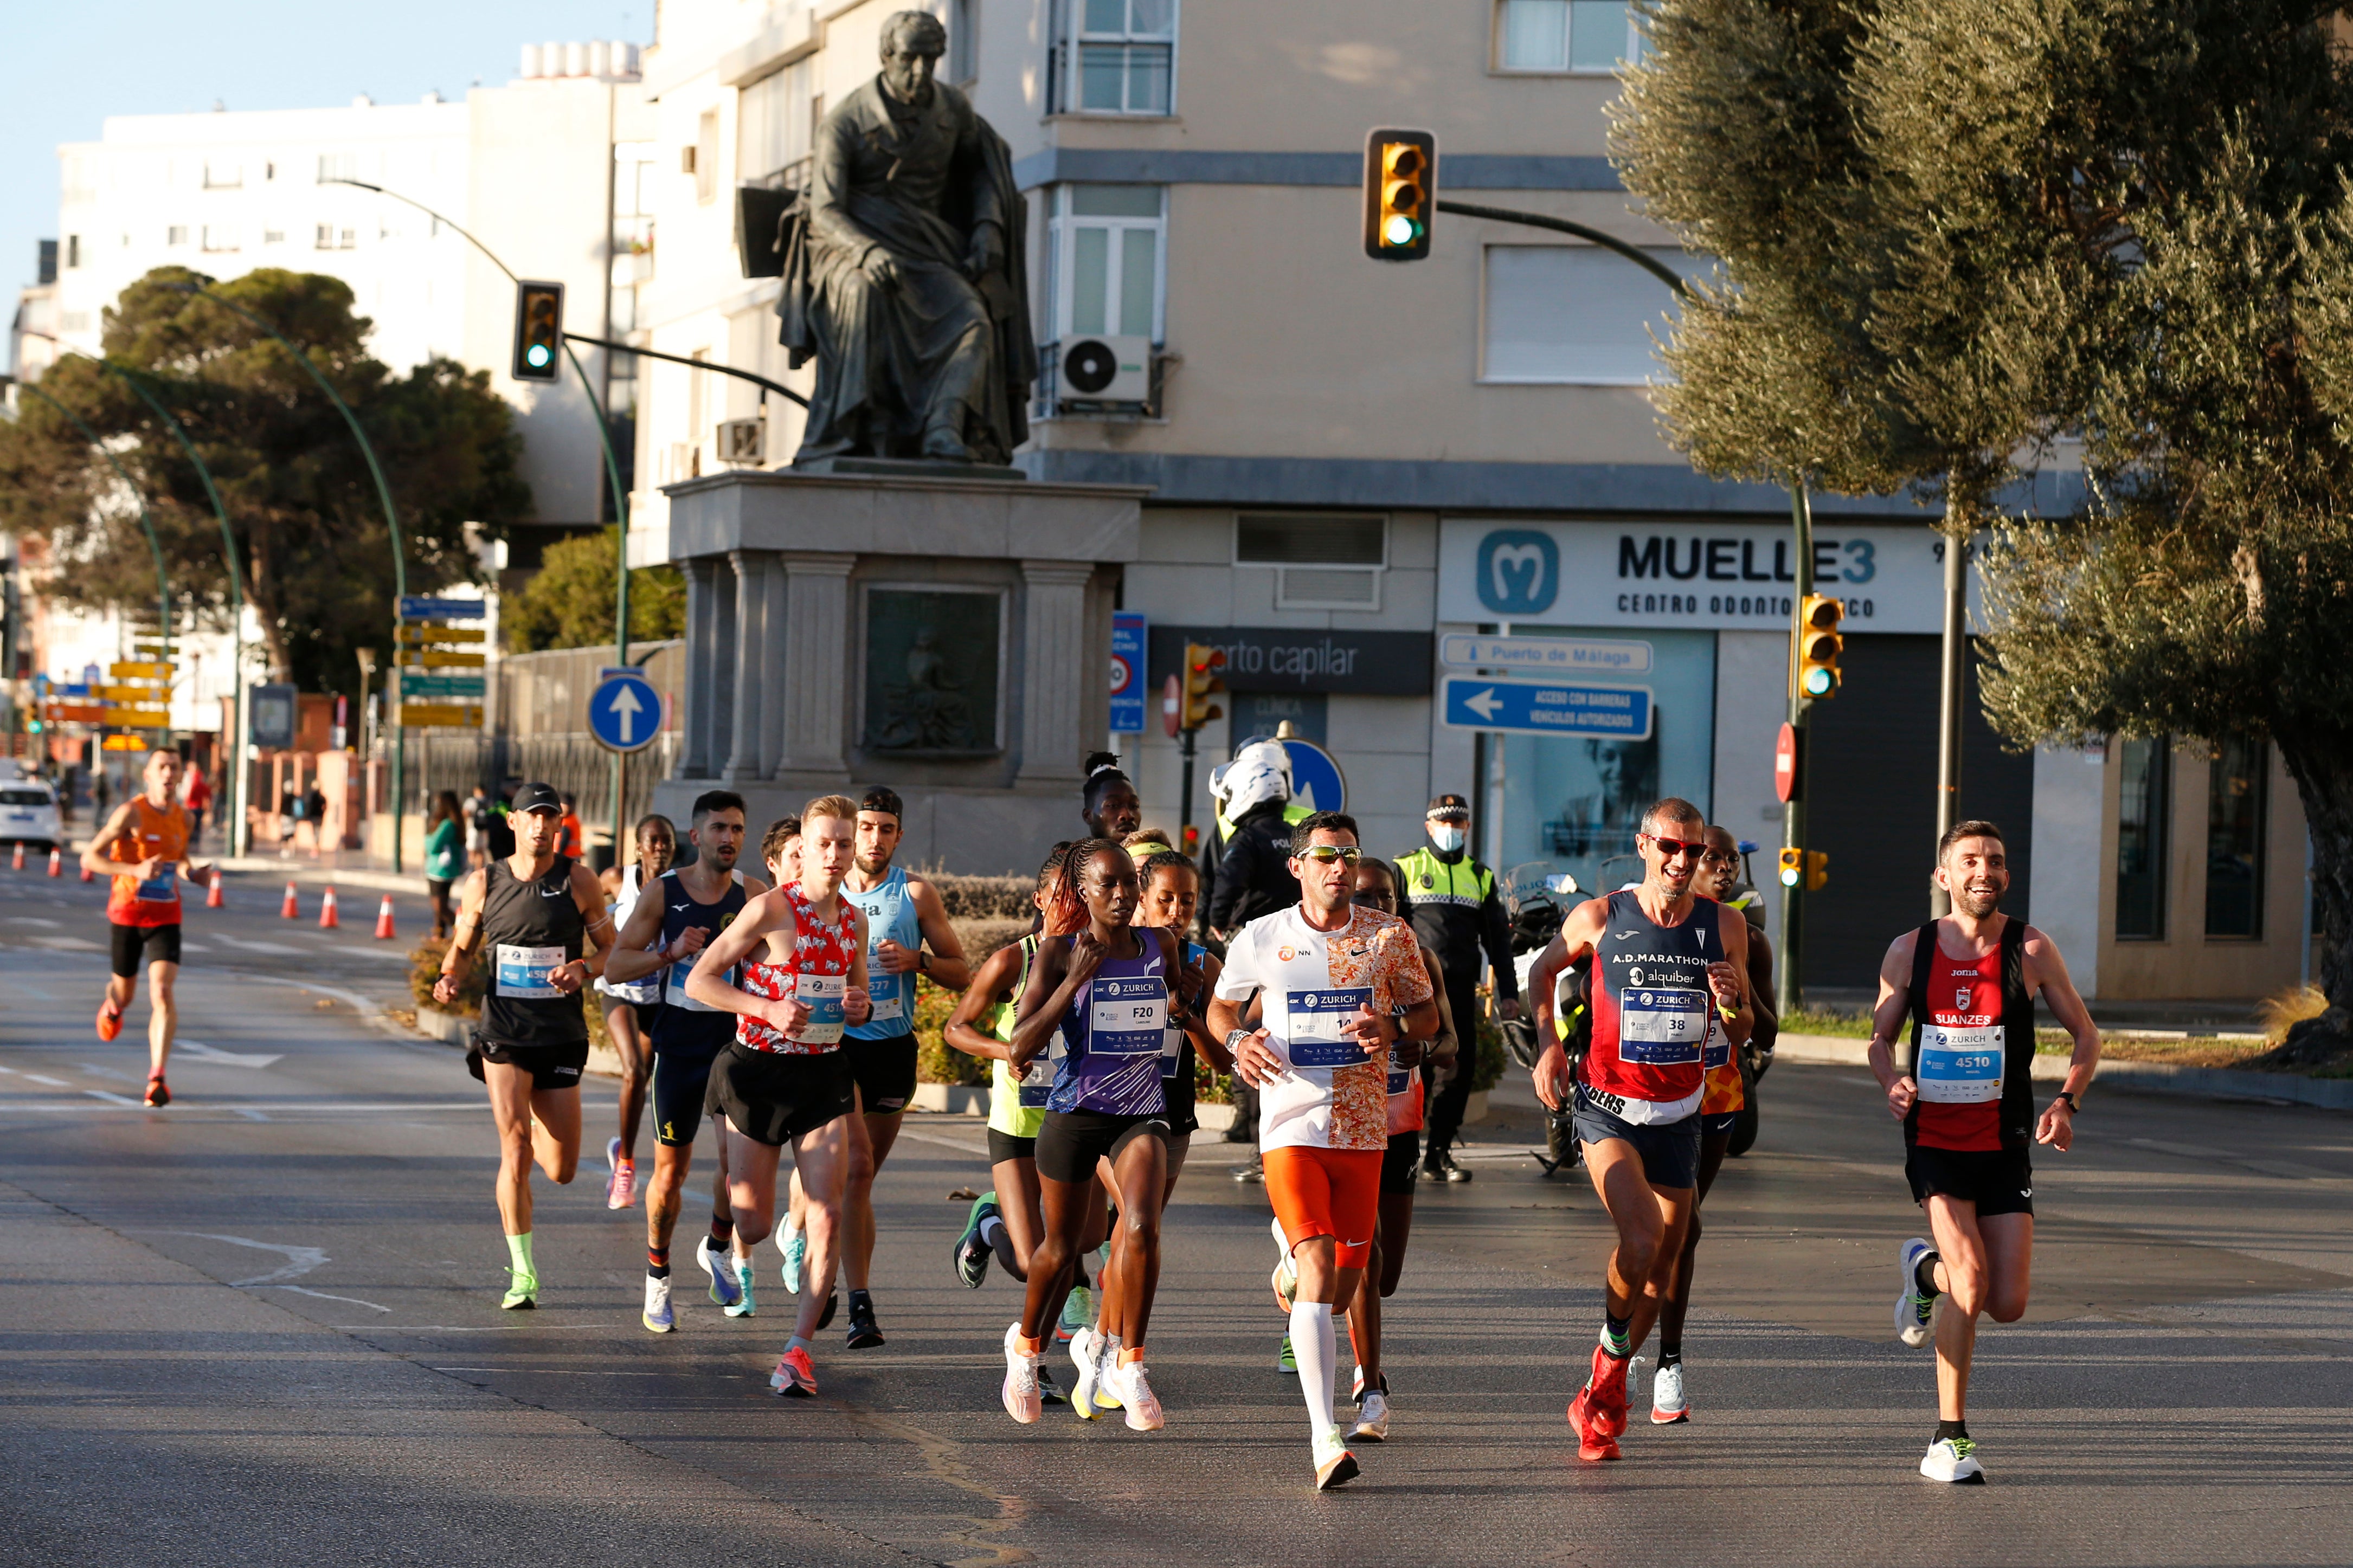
[1225,1028,1252,1054]
[2053,1090,2081,1113]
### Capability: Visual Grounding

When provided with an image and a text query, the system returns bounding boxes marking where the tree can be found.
[1616,1,2353,1061]
[502,527,686,654]
[0,266,531,692]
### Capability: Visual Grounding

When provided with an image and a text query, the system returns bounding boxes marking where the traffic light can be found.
[1362,128,1436,262]
[1778,847,1802,887]
[1798,593,1844,699]
[1181,643,1226,731]
[1777,847,1829,890]
[511,280,565,382]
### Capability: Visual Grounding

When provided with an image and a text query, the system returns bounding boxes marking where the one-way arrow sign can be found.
[1440,676,1654,739]
[588,667,663,754]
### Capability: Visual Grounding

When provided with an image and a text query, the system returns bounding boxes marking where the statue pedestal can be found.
[652,466,1148,874]
[793,455,1025,483]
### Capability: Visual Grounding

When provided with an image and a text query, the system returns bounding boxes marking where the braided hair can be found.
[1045,836,1128,937]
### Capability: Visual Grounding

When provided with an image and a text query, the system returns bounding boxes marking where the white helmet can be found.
[1221,738,1293,817]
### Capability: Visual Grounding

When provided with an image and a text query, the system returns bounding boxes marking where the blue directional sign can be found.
[1281,737,1347,813]
[1441,677,1654,740]
[1108,611,1146,734]
[588,667,663,753]
[398,595,488,623]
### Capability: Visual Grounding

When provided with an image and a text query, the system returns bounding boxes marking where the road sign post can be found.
[588,668,663,754]
[1439,677,1655,740]
[1109,612,1146,734]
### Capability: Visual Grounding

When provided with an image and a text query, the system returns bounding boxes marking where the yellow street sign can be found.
[397,624,486,643]
[407,650,487,669]
[107,708,172,728]
[111,661,174,680]
[398,703,484,728]
[98,684,165,702]
[101,734,154,751]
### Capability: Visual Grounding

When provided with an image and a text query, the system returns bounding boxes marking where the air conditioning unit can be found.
[716,416,766,466]
[1059,334,1151,403]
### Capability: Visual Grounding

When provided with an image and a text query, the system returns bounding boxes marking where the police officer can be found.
[1393,794,1519,1183]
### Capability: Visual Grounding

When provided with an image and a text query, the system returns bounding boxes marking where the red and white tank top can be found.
[1913,937,2005,1152]
[1579,891,1721,1124]
[735,882,858,1055]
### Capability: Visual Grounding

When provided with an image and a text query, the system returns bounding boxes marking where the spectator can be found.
[558,791,584,861]
[1393,793,1521,1184]
[423,790,464,938]
[182,760,212,849]
[464,784,493,868]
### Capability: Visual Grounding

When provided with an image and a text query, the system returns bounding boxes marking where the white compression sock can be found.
[1289,1301,1340,1441]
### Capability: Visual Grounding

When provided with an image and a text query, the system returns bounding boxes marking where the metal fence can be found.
[404,731,682,840]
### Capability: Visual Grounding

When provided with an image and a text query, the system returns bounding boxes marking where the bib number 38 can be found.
[1618,986,1707,1066]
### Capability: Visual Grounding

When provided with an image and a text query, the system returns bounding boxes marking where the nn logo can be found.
[1476,530,1559,616]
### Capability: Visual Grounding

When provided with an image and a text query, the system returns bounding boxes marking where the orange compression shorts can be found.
[1263,1145,1383,1270]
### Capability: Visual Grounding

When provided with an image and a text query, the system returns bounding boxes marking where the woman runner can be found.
[595,813,677,1209]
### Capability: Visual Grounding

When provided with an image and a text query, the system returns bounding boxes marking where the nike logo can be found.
[2020,1188,2032,1198]
[672,903,690,912]
[541,887,566,898]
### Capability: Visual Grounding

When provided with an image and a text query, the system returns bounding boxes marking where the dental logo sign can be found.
[1476,530,1560,616]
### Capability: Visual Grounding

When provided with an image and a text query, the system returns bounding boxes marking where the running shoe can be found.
[697,1236,742,1310]
[1649,1360,1689,1424]
[770,1346,819,1398]
[1092,1338,1124,1411]
[1920,1436,1985,1484]
[845,1293,885,1348]
[605,1138,637,1210]
[96,1001,124,1042]
[1351,1388,1391,1443]
[1351,1364,1365,1402]
[1056,1283,1094,1344]
[1312,1430,1360,1490]
[1107,1360,1165,1431]
[642,1273,675,1334]
[779,1225,806,1294]
[1586,1342,1631,1437]
[1038,1364,1067,1405]
[502,1270,538,1311]
[1277,1335,1296,1374]
[1232,1153,1263,1184]
[818,1290,839,1331]
[725,1255,757,1319]
[1424,1148,1473,1184]
[1271,1216,1298,1312]
[953,1196,995,1289]
[1566,1384,1620,1462]
[1068,1326,1105,1419]
[1896,1237,1938,1348]
[143,1076,170,1108]
[1002,1324,1043,1424]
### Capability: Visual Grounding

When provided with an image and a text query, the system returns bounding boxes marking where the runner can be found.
[760,814,839,1321]
[998,838,1185,1430]
[1524,797,1752,1462]
[432,782,616,1309]
[1334,855,1457,1441]
[1635,821,1782,1423]
[602,796,768,1333]
[82,747,216,1106]
[825,786,972,1350]
[1207,812,1438,1489]
[680,794,872,1398]
[595,812,678,1211]
[1866,820,2099,1483]
[1081,752,1143,841]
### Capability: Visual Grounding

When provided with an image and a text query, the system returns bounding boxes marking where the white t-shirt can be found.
[1213,904,1433,1153]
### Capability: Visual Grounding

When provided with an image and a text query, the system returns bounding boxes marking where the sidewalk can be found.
[69,834,426,896]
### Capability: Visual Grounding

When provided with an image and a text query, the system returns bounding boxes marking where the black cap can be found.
[1426,793,1471,818]
[513,781,563,816]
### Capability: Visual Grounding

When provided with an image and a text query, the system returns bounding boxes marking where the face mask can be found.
[1430,824,1465,853]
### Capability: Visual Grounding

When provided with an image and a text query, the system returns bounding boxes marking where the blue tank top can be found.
[1049,930,1172,1117]
[846,864,920,1040]
[647,869,747,1062]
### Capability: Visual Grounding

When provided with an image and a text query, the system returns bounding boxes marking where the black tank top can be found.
[648,868,749,1061]
[477,855,588,1049]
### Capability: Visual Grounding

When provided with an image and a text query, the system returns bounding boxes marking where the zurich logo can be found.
[1476,529,1559,616]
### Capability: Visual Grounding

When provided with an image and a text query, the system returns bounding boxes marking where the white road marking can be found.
[250,975,383,1013]
[164,1231,329,1286]
[29,936,102,952]
[177,941,212,953]
[85,1089,140,1106]
[4,917,61,928]
[263,1284,390,1312]
[210,935,307,955]
[76,1063,132,1080]
[0,1064,18,1075]
[235,1107,270,1122]
[24,1074,67,1086]
[176,1039,285,1069]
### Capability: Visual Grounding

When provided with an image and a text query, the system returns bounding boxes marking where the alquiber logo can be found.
[1477,529,1559,616]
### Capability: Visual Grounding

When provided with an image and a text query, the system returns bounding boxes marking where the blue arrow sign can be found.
[588,668,663,753]
[398,595,489,623]
[1441,677,1654,740]
[1108,611,1146,734]
[1280,737,1346,813]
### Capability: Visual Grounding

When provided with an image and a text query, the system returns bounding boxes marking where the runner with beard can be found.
[83,747,216,1106]
[595,813,678,1211]
[1867,821,2100,1484]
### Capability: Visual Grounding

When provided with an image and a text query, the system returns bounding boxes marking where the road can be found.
[2,863,2350,1566]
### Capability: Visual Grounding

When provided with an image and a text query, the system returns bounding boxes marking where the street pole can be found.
[1178,727,1198,855]
[1778,482,1815,1019]
[1931,520,1967,918]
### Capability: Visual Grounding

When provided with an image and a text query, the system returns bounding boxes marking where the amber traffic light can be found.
[1181,643,1227,731]
[512,280,565,382]
[1798,593,1844,699]
[1362,128,1436,261]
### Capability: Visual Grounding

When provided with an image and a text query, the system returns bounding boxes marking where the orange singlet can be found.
[106,797,190,928]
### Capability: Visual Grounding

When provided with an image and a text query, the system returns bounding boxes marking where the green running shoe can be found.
[1277,1333,1296,1374]
[954,1195,996,1289]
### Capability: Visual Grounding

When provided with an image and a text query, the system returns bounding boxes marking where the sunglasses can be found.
[1642,834,1709,862]
[1296,846,1362,867]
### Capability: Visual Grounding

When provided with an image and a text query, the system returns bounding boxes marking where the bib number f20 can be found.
[1088,977,1167,1056]
[1918,1024,2003,1104]
[1618,986,1706,1066]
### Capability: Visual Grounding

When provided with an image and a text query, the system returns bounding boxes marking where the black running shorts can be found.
[843,1029,918,1115]
[705,1043,856,1148]
[1380,1128,1423,1196]
[651,1047,721,1147]
[109,920,182,978]
[1571,1086,1702,1190]
[986,1127,1037,1166]
[1906,1144,2034,1218]
[471,1037,589,1090]
[1035,1110,1168,1184]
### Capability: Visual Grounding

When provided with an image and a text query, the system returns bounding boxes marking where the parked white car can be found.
[0,776,63,852]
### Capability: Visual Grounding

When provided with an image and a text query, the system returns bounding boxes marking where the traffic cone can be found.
[79,860,93,883]
[205,870,224,908]
[10,843,21,870]
[47,847,61,877]
[374,894,396,940]
[319,885,339,930]
[281,880,299,919]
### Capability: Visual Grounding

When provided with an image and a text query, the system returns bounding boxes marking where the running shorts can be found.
[986,1127,1037,1166]
[652,1048,720,1147]
[1036,1109,1169,1184]
[1380,1128,1422,1196]
[1571,1086,1702,1190]
[600,996,660,1037]
[1264,1145,1383,1270]
[843,1029,918,1115]
[470,1037,589,1091]
[1906,1144,2034,1218]
[1701,1111,1740,1137]
[109,919,182,978]
[705,1043,856,1148]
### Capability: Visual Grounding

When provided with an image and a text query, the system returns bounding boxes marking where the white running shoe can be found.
[1068,1326,1105,1419]
[725,1254,757,1319]
[1271,1216,1297,1312]
[777,1224,806,1294]
[1896,1237,1938,1348]
[697,1236,742,1309]
[1351,1388,1391,1442]
[1001,1322,1042,1424]
[642,1273,675,1334]
[1649,1360,1689,1424]
[1107,1359,1165,1431]
[1920,1436,1985,1483]
[1312,1430,1359,1490]
[1093,1338,1124,1411]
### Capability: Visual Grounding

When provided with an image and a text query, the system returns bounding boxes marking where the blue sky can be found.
[8,1,647,301]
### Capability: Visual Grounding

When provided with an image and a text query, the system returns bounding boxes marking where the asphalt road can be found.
[3,863,2350,1566]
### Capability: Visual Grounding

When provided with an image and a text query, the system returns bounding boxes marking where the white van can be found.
[0,775,64,853]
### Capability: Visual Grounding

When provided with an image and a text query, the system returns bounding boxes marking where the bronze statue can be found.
[777,11,1036,466]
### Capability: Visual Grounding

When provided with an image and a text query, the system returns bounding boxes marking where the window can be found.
[201,224,239,253]
[1496,0,1640,72]
[263,228,285,245]
[2205,737,2267,937]
[65,235,80,269]
[317,152,356,184]
[1482,244,1707,384]
[737,60,814,185]
[1235,514,1388,610]
[950,0,980,83]
[166,225,188,247]
[314,225,356,250]
[203,160,241,189]
[1065,0,1175,115]
[2115,735,2169,939]
[1047,184,1165,343]
[695,109,720,203]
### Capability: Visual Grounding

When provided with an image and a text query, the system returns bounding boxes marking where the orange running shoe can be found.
[96,1001,124,1042]
[1586,1343,1631,1437]
[144,1076,171,1108]
[769,1345,818,1398]
[1566,1384,1621,1462]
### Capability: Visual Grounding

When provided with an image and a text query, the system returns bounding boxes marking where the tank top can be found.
[594,866,662,1005]
[1905,917,2034,1153]
[1159,938,1206,1131]
[846,864,920,1039]
[735,882,859,1055]
[647,868,749,1059]
[477,856,588,1049]
[1047,929,1172,1117]
[987,935,1052,1138]
[1386,946,1432,1137]
[1579,889,1723,1124]
[1700,1013,1745,1117]
[106,797,190,927]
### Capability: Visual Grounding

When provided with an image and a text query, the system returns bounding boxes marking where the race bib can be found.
[866,941,909,1023]
[866,986,905,1024]
[495,944,566,999]
[1287,986,1374,1069]
[665,965,734,1010]
[1701,1015,1732,1070]
[1019,1052,1055,1108]
[1618,986,1708,1066]
[1088,977,1166,1056]
[795,973,846,1046]
[1386,1046,1414,1098]
[135,864,178,903]
[1918,1023,2003,1104]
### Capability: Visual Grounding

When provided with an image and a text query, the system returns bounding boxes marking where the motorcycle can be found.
[1498,863,1584,1177]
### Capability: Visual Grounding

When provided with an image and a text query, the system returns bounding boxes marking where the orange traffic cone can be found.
[374,894,396,940]
[319,885,339,929]
[79,860,93,883]
[47,847,61,877]
[10,842,21,870]
[281,880,299,919]
[206,870,224,908]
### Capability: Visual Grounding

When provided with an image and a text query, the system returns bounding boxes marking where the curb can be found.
[1770,1031,2353,1113]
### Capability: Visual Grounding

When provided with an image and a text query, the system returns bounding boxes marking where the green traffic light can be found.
[526,343,553,369]
[1383,214,1418,247]
[1779,864,1800,886]
[1802,666,1835,697]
